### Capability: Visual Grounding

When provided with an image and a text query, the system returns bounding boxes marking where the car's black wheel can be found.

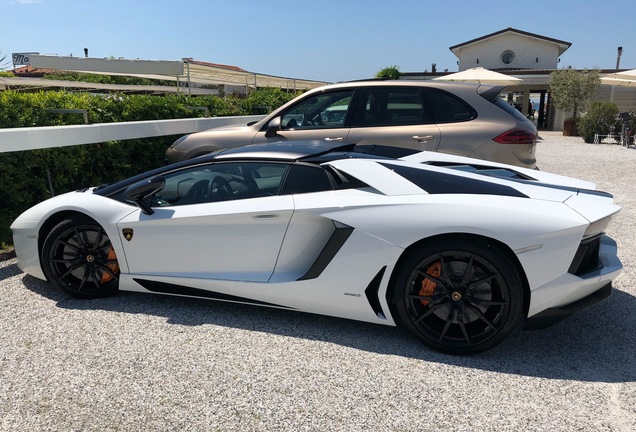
[41,215,120,299]
[393,238,525,355]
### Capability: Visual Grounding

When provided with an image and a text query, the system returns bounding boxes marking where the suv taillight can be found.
[493,129,536,145]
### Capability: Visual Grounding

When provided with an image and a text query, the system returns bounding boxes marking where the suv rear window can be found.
[494,98,531,123]
[427,90,477,123]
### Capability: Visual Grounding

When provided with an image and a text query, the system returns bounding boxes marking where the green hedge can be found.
[0,88,300,243]
[577,101,621,143]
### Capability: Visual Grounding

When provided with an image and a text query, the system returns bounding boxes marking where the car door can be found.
[345,86,441,152]
[253,89,355,143]
[116,161,293,282]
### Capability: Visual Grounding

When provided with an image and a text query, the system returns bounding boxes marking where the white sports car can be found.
[11,141,622,354]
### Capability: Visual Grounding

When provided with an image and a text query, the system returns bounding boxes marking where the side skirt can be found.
[133,278,296,309]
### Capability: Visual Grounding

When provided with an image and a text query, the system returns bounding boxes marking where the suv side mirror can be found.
[265,116,282,138]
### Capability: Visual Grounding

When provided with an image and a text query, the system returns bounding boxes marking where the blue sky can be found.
[3,0,635,83]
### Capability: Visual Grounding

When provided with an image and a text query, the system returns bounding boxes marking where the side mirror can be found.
[265,116,282,138]
[125,176,166,215]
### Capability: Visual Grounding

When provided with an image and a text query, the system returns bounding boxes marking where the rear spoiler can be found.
[478,85,506,102]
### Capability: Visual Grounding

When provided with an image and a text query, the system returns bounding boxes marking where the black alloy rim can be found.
[48,224,119,294]
[404,250,510,348]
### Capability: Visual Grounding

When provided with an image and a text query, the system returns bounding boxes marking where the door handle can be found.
[252,214,280,219]
[324,137,344,141]
[413,135,434,143]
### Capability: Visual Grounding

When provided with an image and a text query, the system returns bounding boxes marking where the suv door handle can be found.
[413,135,434,143]
[325,137,344,141]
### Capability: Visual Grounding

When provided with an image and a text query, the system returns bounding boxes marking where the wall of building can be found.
[599,85,636,113]
[457,33,560,71]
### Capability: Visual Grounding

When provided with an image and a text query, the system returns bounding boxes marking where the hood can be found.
[185,123,256,139]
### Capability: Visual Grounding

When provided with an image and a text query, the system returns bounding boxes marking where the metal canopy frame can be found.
[11,54,328,94]
[183,59,328,91]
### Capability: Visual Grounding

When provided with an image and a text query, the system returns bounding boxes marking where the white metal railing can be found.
[0,115,265,153]
[593,133,632,146]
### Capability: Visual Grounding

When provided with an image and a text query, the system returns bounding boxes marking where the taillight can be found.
[493,129,536,145]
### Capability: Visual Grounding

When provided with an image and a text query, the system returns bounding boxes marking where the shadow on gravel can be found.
[0,262,23,282]
[21,274,636,384]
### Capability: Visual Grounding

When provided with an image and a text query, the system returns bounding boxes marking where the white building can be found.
[403,28,635,131]
[450,27,571,71]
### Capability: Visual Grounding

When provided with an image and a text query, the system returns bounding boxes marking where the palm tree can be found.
[0,51,12,70]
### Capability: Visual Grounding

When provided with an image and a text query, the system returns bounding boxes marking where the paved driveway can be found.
[1,132,634,431]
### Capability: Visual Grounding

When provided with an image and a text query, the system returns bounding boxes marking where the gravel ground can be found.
[1,132,635,431]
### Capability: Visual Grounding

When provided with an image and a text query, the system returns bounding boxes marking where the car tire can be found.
[393,238,525,355]
[41,214,120,299]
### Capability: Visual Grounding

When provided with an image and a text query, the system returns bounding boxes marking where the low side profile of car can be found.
[166,80,537,168]
[13,141,620,354]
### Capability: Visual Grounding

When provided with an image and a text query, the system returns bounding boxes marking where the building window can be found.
[501,51,515,65]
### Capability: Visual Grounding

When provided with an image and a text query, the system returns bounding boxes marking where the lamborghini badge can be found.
[122,228,134,241]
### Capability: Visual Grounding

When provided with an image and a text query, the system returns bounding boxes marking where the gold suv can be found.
[166,80,537,168]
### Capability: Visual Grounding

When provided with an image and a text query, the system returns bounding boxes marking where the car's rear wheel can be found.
[42,215,120,299]
[393,238,524,355]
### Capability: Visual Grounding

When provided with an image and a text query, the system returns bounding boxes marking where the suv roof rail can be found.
[340,77,392,83]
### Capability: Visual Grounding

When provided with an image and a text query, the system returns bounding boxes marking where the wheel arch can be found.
[37,210,99,258]
[39,211,121,299]
[385,232,531,321]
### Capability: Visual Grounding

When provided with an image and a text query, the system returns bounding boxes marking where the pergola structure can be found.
[6,54,328,94]
[182,59,327,92]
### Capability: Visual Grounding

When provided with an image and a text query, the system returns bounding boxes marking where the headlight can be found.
[170,134,189,149]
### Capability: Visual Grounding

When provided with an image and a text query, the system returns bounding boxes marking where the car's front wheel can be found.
[393,238,525,355]
[41,215,120,299]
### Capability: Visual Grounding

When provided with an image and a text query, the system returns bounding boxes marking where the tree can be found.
[548,68,600,118]
[577,101,621,143]
[376,66,401,80]
[0,51,11,70]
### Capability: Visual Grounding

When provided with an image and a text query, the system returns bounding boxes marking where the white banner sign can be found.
[12,52,39,67]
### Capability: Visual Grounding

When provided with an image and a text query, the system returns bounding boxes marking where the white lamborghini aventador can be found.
[11,141,622,354]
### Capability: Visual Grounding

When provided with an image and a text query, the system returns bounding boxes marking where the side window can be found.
[427,89,477,123]
[280,164,334,195]
[357,87,434,126]
[152,162,288,206]
[281,90,354,130]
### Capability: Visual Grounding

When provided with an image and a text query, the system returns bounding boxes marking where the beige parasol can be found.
[432,67,522,85]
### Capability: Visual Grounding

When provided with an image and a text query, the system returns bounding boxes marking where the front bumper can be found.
[11,221,46,280]
[524,282,611,330]
[165,146,187,164]
[525,235,622,328]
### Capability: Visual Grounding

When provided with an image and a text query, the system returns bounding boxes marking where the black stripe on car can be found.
[364,267,387,319]
[297,223,354,281]
[379,162,529,197]
[133,278,295,309]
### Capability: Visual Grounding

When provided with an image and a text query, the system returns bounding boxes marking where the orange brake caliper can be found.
[419,261,441,306]
[100,246,120,283]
